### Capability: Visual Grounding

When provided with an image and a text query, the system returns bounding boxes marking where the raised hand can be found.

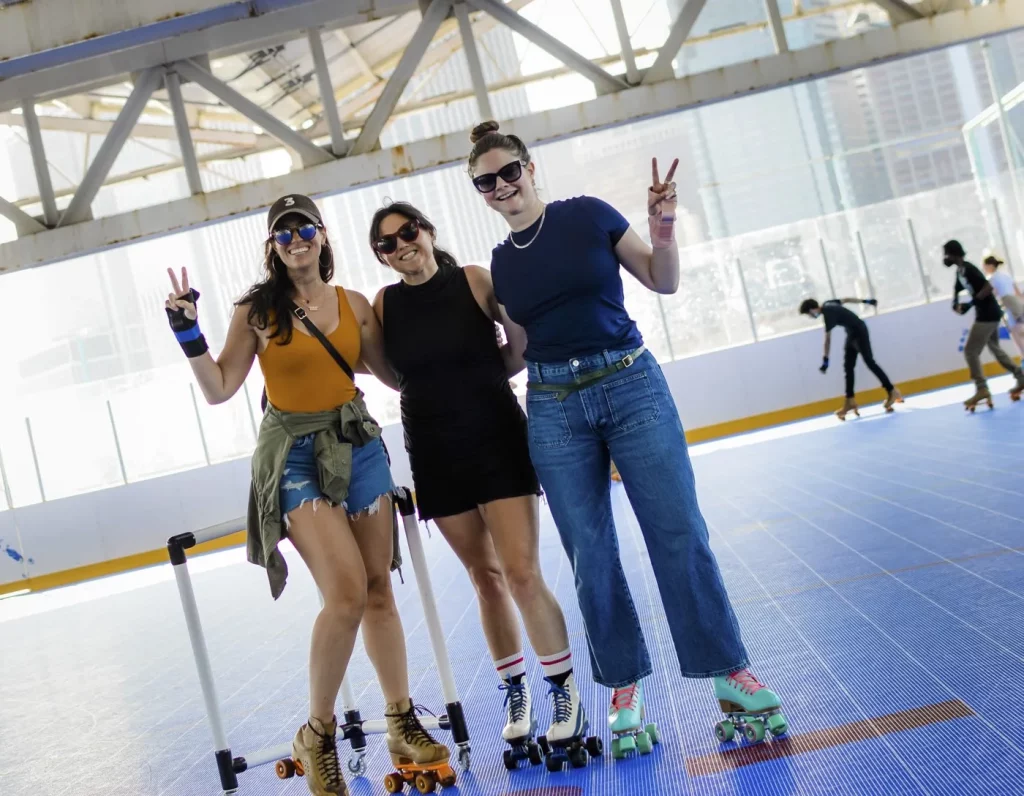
[648,157,679,218]
[165,267,208,358]
[166,267,198,321]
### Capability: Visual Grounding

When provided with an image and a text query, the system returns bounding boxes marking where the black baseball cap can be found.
[267,194,323,232]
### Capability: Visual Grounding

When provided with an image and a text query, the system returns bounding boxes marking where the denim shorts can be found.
[280,434,395,517]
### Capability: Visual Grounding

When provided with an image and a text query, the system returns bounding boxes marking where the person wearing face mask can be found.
[163,194,449,796]
[982,253,1024,359]
[798,296,901,419]
[942,240,1024,410]
[464,120,788,753]
[367,200,583,767]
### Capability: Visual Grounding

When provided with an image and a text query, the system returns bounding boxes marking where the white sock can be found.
[539,648,573,683]
[495,651,526,682]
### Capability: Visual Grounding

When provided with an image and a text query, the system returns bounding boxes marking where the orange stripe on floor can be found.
[686,699,975,776]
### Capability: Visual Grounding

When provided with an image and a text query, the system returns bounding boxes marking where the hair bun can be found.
[470,120,500,144]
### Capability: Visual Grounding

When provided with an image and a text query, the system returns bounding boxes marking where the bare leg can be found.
[348,495,408,704]
[480,495,570,658]
[286,502,367,724]
[434,509,522,660]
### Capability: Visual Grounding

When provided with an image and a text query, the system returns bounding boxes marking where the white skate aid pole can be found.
[167,530,239,793]
[395,491,471,769]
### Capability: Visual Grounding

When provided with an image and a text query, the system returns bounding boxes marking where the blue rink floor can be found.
[1,376,1023,795]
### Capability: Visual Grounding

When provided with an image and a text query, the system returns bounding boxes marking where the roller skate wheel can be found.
[503,749,517,771]
[440,772,457,788]
[348,755,367,775]
[715,720,735,742]
[612,734,636,759]
[636,730,653,755]
[767,713,788,737]
[274,759,296,779]
[527,742,543,766]
[545,752,564,772]
[585,735,603,757]
[743,719,766,743]
[537,735,550,755]
[645,722,660,744]
[569,746,589,769]
[458,747,471,771]
[414,772,437,793]
[384,772,405,793]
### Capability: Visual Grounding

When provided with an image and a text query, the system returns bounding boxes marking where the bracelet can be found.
[649,212,676,249]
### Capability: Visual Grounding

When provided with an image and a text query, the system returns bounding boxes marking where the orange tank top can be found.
[258,286,361,413]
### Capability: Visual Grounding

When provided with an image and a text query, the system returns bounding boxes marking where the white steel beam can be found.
[468,0,628,95]
[763,0,789,55]
[61,67,163,226]
[453,1,493,121]
[20,100,59,226]
[0,111,261,146]
[0,1,421,113]
[174,59,334,167]
[872,1,926,25]
[643,0,708,85]
[0,195,47,236]
[3,0,1023,270]
[165,69,204,196]
[307,29,348,156]
[349,0,452,156]
[609,0,640,85]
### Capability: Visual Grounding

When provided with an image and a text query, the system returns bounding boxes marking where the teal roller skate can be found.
[712,668,788,744]
[607,681,660,760]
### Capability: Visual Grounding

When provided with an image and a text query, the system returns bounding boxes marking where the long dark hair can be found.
[235,225,335,344]
[368,201,459,271]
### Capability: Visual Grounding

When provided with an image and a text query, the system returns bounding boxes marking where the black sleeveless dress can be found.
[382,263,540,520]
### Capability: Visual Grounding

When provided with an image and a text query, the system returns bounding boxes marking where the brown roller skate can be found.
[383,698,455,794]
[1010,376,1024,403]
[835,397,859,421]
[883,388,903,413]
[276,715,348,795]
[964,387,993,413]
[610,460,622,482]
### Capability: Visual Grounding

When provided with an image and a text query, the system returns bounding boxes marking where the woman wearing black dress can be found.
[369,202,581,749]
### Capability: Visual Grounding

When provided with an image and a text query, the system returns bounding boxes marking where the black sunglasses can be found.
[272,222,320,246]
[374,219,420,254]
[471,161,525,194]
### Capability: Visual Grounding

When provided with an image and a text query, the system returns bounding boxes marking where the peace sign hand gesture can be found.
[165,267,200,324]
[165,267,209,359]
[648,157,679,218]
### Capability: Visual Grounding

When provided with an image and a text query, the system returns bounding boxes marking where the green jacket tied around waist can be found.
[246,392,401,599]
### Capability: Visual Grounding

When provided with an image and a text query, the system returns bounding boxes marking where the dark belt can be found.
[527,346,646,402]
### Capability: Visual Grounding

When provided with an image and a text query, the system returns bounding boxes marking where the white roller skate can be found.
[608,680,660,760]
[537,673,603,772]
[500,679,541,770]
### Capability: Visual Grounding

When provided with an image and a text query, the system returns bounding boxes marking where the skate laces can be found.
[547,682,572,725]
[309,721,341,786]
[388,703,438,748]
[611,683,639,712]
[726,669,765,696]
[499,681,528,723]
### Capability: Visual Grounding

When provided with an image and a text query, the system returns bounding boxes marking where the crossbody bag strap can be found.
[290,301,356,381]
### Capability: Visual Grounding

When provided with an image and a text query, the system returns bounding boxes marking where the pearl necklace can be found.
[508,206,546,249]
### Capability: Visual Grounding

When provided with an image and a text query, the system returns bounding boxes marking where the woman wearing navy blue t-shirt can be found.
[466,120,787,748]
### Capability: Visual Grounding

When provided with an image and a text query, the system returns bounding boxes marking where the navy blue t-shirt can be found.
[490,196,643,363]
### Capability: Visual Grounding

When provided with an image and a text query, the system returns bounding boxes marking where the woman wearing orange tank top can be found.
[163,194,447,796]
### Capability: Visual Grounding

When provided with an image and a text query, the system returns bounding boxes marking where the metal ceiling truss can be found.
[2,0,1022,273]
